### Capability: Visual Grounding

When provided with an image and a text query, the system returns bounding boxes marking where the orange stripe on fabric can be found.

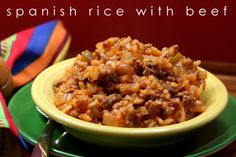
[13,21,66,88]
[0,120,3,126]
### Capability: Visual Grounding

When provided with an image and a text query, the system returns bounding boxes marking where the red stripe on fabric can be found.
[6,28,35,70]
[0,92,19,137]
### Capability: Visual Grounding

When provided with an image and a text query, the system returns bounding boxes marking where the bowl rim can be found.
[31,58,228,138]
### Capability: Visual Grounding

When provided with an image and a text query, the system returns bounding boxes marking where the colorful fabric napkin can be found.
[0,20,71,156]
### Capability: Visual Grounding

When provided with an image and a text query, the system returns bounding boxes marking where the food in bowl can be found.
[53,37,207,128]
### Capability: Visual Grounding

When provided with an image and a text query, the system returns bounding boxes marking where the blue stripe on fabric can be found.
[12,20,57,75]
[18,135,29,151]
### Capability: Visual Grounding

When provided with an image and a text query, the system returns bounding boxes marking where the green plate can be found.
[8,83,236,157]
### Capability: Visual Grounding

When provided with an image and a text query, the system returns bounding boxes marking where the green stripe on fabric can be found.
[4,34,17,61]
[0,101,9,128]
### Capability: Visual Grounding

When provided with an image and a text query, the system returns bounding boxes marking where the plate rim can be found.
[8,83,236,157]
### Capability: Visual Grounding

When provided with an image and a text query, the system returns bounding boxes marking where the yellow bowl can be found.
[31,58,228,148]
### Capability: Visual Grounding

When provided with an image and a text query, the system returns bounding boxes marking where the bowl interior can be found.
[31,58,228,138]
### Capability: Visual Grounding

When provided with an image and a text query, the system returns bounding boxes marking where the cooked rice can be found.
[53,37,207,128]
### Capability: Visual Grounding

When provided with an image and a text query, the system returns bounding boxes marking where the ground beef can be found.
[53,37,207,128]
